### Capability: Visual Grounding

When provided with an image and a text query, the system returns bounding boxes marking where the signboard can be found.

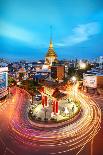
[0,67,8,72]
[83,75,97,88]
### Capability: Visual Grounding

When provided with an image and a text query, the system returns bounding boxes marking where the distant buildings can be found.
[83,56,103,90]
[2,36,102,87]
[96,56,103,69]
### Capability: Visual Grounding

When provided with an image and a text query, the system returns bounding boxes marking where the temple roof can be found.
[46,40,57,57]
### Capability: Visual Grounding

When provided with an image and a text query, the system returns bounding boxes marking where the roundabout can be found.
[6,85,101,155]
[28,97,81,125]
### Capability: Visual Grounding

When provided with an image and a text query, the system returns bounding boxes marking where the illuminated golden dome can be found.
[46,40,57,57]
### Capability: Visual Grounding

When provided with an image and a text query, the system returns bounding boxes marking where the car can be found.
[35,96,42,101]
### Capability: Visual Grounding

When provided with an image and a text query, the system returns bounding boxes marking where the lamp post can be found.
[44,108,48,122]
[7,86,10,98]
[71,76,77,101]
[30,90,34,104]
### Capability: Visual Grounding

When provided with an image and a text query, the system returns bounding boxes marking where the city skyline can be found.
[0,1,103,154]
[0,0,103,61]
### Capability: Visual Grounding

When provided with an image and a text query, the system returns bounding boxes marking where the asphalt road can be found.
[0,87,102,155]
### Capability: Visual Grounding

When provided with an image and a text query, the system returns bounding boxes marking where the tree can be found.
[68,67,76,78]
[19,73,24,80]
[8,76,16,87]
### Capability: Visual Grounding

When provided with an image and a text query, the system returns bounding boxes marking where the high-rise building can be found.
[0,67,8,99]
[97,56,103,69]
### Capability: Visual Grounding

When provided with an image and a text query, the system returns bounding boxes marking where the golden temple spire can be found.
[49,25,53,48]
[49,39,53,48]
[45,26,57,59]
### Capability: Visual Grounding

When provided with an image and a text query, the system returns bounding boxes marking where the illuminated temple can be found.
[45,39,58,67]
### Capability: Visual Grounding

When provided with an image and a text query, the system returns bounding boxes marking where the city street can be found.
[0,86,102,155]
[78,91,103,155]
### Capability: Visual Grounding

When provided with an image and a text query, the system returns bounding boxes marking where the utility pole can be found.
[7,86,10,98]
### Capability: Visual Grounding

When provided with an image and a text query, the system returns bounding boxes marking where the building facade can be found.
[51,66,65,82]
[83,73,103,88]
[0,67,8,99]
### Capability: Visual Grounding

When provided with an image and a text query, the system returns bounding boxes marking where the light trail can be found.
[0,86,101,155]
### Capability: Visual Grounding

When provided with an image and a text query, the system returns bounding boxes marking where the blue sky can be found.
[0,0,103,61]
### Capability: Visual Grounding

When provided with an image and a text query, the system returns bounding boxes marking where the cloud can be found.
[0,21,44,47]
[55,22,100,47]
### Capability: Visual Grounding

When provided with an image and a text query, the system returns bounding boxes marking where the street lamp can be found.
[71,76,77,83]
[79,62,86,69]
[71,76,78,101]
[7,86,10,98]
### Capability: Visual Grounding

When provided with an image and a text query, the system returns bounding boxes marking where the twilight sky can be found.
[0,0,103,61]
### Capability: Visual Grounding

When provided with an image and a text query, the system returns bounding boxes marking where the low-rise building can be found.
[51,65,65,82]
[83,73,103,89]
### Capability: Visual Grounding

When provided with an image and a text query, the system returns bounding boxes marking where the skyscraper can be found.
[0,67,8,99]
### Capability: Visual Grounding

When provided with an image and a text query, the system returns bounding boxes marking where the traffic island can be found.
[28,97,81,129]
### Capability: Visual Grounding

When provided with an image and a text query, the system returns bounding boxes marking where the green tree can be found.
[19,73,24,80]
[8,76,16,86]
